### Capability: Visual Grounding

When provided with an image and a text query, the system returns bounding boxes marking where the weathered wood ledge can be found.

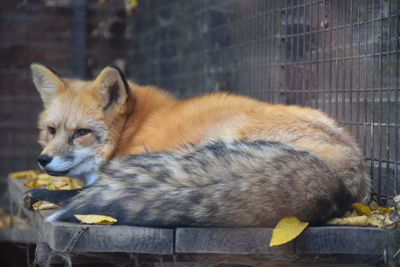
[6,177,400,266]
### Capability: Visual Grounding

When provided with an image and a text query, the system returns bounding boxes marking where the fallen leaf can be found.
[47,184,56,190]
[351,203,372,217]
[326,215,369,226]
[125,0,138,15]
[70,179,83,189]
[74,214,117,225]
[0,216,12,228]
[369,201,393,216]
[11,216,30,230]
[9,170,40,179]
[32,201,60,210]
[127,0,138,8]
[52,179,69,189]
[48,177,83,190]
[35,175,51,187]
[24,179,38,188]
[369,214,385,228]
[269,216,309,247]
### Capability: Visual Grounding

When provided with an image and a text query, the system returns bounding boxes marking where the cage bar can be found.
[128,0,400,204]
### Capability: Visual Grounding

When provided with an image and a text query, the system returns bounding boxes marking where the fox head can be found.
[31,64,132,183]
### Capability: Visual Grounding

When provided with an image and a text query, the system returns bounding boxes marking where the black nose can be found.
[38,154,52,167]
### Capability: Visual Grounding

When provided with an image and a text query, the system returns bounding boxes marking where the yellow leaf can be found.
[9,170,40,179]
[0,216,12,228]
[47,184,57,190]
[24,179,38,188]
[128,0,138,8]
[368,201,393,216]
[326,215,369,226]
[369,214,384,228]
[53,179,69,189]
[70,179,83,189]
[35,176,51,187]
[11,216,29,230]
[125,0,138,15]
[32,201,60,211]
[351,203,372,217]
[269,216,309,247]
[74,214,117,225]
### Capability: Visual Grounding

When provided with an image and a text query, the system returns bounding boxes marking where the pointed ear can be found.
[31,63,64,106]
[94,66,129,111]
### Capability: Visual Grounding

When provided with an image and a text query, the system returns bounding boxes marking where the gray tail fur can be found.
[48,141,370,227]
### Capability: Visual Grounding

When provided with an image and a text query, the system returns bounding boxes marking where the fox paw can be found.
[23,189,49,210]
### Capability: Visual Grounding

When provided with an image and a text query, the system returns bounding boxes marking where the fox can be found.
[23,63,371,227]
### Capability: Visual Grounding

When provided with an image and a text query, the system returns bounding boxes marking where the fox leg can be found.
[23,188,83,210]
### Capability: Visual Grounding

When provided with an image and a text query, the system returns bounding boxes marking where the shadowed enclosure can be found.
[128,0,400,205]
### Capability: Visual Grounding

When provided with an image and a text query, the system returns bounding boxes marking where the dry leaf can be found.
[0,215,12,228]
[11,169,83,190]
[9,170,40,179]
[32,201,60,211]
[127,0,138,8]
[74,214,117,225]
[269,216,309,247]
[70,179,83,189]
[351,203,372,217]
[369,201,393,216]
[369,214,385,227]
[24,179,38,188]
[326,215,369,226]
[47,177,83,190]
[35,175,52,187]
[125,0,138,15]
[11,216,29,230]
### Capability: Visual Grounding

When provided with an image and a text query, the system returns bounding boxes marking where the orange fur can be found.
[117,87,357,169]
[32,64,360,176]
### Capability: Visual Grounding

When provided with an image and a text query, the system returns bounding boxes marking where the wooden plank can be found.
[175,227,294,254]
[7,176,400,260]
[295,226,388,255]
[44,221,174,254]
[176,226,400,257]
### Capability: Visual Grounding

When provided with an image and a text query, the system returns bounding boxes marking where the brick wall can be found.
[0,0,129,178]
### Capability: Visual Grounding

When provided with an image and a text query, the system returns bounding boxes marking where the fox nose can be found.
[38,154,52,167]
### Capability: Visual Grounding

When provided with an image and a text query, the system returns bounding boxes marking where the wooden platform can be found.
[7,177,400,266]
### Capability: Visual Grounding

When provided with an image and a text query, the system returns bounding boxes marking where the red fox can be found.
[23,63,370,227]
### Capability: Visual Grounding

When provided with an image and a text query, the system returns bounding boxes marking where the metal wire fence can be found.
[128,0,400,205]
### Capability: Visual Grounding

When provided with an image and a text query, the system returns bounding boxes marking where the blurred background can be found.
[0,0,399,218]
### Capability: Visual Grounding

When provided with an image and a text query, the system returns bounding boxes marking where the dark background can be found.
[1,0,399,205]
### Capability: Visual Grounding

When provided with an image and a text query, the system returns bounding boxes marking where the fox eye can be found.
[48,126,56,136]
[73,128,92,139]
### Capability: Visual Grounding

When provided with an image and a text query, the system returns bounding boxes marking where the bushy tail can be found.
[48,141,370,227]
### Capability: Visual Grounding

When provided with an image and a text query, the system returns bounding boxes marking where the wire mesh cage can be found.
[128,0,400,205]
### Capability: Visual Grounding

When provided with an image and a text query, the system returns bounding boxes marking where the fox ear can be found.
[94,66,129,111]
[31,64,64,106]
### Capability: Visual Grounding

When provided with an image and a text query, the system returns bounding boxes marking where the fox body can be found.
[25,64,370,227]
